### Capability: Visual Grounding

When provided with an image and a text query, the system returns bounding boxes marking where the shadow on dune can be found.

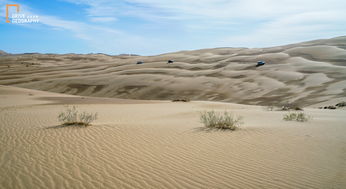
[192,127,238,133]
[45,124,88,129]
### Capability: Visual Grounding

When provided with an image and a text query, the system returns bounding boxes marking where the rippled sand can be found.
[1,85,345,188]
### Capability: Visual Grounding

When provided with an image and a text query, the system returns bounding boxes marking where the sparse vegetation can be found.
[336,101,346,107]
[200,111,243,130]
[265,103,303,111]
[283,112,310,122]
[281,102,303,111]
[325,106,336,109]
[318,101,346,109]
[58,106,97,126]
[172,98,190,102]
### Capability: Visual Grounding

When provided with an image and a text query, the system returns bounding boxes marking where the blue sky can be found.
[1,0,345,55]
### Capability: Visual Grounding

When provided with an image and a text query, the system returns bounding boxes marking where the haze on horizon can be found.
[1,0,346,55]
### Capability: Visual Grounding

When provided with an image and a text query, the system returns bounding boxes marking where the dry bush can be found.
[200,111,243,130]
[283,112,310,122]
[172,98,190,102]
[58,106,97,126]
[265,102,303,111]
[336,101,346,107]
[281,102,303,111]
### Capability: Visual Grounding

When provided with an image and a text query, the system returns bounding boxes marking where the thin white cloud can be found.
[90,16,117,22]
[1,0,150,54]
[114,0,346,20]
[59,0,346,42]
[215,9,346,47]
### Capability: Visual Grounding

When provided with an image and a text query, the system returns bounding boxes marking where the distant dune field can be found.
[1,36,346,106]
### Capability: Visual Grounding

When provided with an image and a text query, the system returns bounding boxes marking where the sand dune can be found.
[1,36,346,106]
[0,50,8,56]
[1,37,346,188]
[1,85,345,189]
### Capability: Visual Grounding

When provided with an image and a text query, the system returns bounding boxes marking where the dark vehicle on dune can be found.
[167,60,174,64]
[256,61,265,67]
[136,61,144,64]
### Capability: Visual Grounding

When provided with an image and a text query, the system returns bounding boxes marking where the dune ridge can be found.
[1,36,346,106]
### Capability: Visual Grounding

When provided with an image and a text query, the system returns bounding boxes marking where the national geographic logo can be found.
[6,4,39,24]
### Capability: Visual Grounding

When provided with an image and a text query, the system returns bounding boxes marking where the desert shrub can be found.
[281,102,303,111]
[283,112,309,122]
[172,98,190,102]
[336,101,346,107]
[265,102,303,111]
[319,106,337,110]
[58,106,97,126]
[200,111,243,130]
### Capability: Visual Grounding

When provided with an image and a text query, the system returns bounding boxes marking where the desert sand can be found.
[1,36,346,106]
[1,37,346,188]
[0,85,345,189]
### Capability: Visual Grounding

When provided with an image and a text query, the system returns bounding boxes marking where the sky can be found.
[0,0,345,55]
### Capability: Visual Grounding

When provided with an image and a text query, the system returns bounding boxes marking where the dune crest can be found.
[1,36,346,106]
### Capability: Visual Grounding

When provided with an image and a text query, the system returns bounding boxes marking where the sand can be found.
[1,36,346,107]
[1,36,346,188]
[1,85,345,189]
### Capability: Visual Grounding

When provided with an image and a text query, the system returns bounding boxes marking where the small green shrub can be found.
[283,112,309,122]
[58,106,97,126]
[200,111,243,130]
